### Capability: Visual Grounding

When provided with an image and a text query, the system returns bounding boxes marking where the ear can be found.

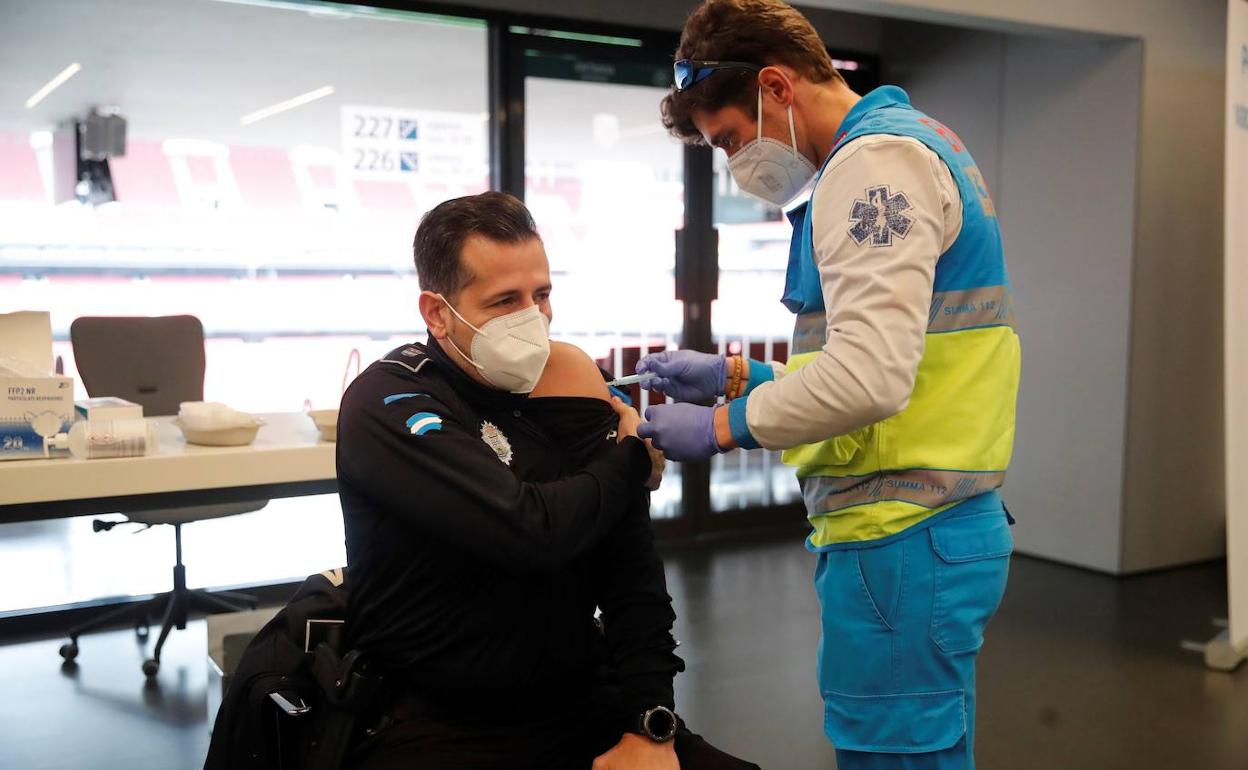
[419,291,450,339]
[758,65,795,108]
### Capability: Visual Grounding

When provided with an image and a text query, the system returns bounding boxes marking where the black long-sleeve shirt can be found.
[336,340,684,725]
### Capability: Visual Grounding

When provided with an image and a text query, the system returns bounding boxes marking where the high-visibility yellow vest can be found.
[779,87,1020,549]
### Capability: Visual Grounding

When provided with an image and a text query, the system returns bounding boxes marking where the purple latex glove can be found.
[635,350,726,403]
[637,402,722,462]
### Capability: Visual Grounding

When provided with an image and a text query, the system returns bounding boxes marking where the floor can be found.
[0,498,350,614]
[0,533,1244,770]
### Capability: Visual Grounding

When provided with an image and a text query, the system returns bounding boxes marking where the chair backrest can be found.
[70,315,206,416]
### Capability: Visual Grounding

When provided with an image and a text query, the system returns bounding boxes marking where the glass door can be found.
[502,29,689,520]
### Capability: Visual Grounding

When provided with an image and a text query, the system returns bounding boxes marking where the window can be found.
[2,0,489,412]
[710,155,804,512]
[0,0,488,611]
[522,47,686,517]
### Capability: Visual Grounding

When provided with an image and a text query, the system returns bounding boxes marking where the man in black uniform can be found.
[337,192,758,770]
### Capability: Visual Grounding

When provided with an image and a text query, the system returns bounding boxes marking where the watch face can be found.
[643,706,677,741]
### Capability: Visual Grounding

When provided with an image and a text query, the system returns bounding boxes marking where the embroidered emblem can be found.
[406,412,443,436]
[848,185,914,247]
[401,347,419,357]
[480,421,513,465]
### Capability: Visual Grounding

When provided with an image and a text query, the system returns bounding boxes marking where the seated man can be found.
[337,191,758,770]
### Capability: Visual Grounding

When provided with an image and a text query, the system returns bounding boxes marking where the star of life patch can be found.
[848,185,914,247]
[480,420,513,465]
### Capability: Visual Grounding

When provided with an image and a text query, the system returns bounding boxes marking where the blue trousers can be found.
[813,499,1012,769]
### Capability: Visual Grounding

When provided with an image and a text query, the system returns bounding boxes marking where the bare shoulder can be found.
[531,341,610,401]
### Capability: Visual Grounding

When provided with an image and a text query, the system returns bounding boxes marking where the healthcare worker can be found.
[636,1,1021,768]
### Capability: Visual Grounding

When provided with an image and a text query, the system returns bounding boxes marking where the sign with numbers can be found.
[340,105,486,184]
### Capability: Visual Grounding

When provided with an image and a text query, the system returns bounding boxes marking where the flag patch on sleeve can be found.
[406,412,443,436]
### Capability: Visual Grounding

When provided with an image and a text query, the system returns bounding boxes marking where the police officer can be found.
[337,191,759,770]
[636,2,1021,768]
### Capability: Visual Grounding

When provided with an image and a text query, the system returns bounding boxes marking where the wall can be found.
[880,21,1143,572]
[804,0,1227,573]
[995,36,1143,572]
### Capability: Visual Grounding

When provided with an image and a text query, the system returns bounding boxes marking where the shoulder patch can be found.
[383,392,429,405]
[848,185,914,247]
[405,412,443,436]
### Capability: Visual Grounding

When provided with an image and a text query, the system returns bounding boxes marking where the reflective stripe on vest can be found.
[801,469,1007,516]
[792,285,1016,356]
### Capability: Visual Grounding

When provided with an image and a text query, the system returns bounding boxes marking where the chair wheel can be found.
[59,642,79,662]
[142,659,160,677]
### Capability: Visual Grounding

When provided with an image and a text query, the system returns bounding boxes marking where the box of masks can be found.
[1,311,74,460]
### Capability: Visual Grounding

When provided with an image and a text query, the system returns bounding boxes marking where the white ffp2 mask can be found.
[439,298,551,394]
[727,88,817,207]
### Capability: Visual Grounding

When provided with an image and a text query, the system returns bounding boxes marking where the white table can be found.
[0,413,337,523]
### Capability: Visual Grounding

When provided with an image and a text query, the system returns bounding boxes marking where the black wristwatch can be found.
[636,705,678,743]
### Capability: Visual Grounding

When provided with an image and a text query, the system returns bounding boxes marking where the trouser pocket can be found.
[823,688,966,754]
[929,512,1013,654]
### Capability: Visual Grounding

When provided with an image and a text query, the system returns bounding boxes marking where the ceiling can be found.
[0,0,685,168]
[0,0,490,149]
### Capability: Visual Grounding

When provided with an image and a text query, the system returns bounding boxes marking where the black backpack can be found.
[204,568,380,770]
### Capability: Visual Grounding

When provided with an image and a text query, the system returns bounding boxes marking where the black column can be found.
[674,142,717,528]
[487,22,525,197]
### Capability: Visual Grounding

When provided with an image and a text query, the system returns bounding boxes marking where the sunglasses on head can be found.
[673,59,762,92]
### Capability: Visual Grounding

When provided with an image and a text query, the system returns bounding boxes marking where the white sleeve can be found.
[741,134,962,450]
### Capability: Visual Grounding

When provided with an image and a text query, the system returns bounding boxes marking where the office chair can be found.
[58,315,267,677]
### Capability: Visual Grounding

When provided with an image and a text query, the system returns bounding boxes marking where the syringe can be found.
[607,372,658,388]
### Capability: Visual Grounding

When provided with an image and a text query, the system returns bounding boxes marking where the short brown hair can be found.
[661,0,842,144]
[413,191,539,297]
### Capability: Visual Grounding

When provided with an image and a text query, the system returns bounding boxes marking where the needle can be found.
[607,372,658,388]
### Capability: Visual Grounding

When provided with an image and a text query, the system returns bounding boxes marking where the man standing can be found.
[637,2,1020,768]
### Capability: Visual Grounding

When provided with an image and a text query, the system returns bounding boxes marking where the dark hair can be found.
[661,0,843,144]
[412,191,540,297]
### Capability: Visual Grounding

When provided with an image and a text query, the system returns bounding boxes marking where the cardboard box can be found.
[1,361,74,460]
[75,397,142,422]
